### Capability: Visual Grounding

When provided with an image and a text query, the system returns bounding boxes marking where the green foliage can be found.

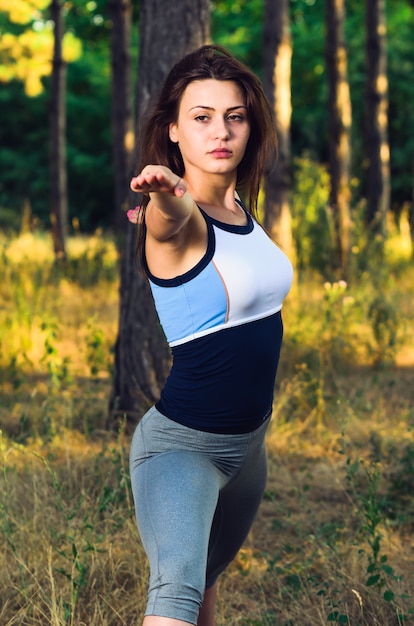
[65,43,113,230]
[291,155,333,276]
[0,81,50,225]
[86,317,112,378]
[0,0,115,231]
[343,456,409,617]
[211,0,264,70]
[290,0,328,157]
[386,0,414,208]
[367,295,400,366]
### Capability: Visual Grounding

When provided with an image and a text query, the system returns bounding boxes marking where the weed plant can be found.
[0,225,413,625]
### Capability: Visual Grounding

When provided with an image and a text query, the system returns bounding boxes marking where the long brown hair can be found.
[136,44,277,220]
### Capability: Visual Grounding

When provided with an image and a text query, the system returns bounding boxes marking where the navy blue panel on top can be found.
[156,311,283,434]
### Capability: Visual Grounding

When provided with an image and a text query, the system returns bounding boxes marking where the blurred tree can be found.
[109,0,211,427]
[383,0,414,236]
[364,0,390,243]
[0,0,81,230]
[0,0,80,96]
[262,0,292,254]
[49,0,68,259]
[290,0,328,161]
[325,0,352,274]
[108,0,133,236]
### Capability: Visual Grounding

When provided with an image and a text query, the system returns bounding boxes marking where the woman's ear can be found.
[169,122,178,143]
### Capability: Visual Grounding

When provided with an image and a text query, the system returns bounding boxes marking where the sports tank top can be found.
[143,204,293,433]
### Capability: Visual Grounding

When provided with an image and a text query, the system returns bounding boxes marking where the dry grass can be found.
[0,229,413,625]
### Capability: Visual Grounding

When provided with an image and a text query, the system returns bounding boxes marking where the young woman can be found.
[128,45,293,626]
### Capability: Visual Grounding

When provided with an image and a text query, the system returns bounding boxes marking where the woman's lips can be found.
[209,149,232,158]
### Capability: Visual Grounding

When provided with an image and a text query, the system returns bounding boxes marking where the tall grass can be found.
[0,225,413,625]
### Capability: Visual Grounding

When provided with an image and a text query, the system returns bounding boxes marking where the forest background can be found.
[0,0,413,236]
[0,1,414,625]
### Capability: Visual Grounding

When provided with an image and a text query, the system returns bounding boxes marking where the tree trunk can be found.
[364,0,390,241]
[49,0,67,260]
[108,0,134,237]
[410,179,414,253]
[325,0,352,275]
[263,0,292,254]
[108,0,210,430]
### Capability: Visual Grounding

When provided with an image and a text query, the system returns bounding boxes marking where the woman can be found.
[128,45,293,626]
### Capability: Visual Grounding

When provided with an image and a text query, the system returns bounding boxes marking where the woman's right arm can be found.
[130,165,196,242]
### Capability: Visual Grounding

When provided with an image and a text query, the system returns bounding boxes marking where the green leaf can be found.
[383,590,395,602]
[381,564,394,575]
[327,611,339,621]
[366,574,381,586]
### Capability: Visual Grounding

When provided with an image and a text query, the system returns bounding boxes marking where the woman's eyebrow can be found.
[188,105,247,112]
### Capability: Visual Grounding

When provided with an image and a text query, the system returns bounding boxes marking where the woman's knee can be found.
[146,573,204,625]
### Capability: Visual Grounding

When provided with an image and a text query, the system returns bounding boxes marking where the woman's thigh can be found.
[206,421,268,586]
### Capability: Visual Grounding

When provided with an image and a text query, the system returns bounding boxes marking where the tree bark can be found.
[108,0,134,237]
[263,0,292,254]
[49,0,67,260]
[325,0,352,274]
[109,0,210,430]
[364,0,390,240]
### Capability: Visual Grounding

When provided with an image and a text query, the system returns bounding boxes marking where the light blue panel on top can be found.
[149,261,228,344]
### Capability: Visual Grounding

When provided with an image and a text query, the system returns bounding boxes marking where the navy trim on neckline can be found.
[198,204,254,235]
[142,200,254,287]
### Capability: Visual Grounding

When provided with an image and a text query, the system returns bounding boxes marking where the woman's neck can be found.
[186,174,238,213]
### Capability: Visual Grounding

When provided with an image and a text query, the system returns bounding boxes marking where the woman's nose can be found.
[212,117,230,139]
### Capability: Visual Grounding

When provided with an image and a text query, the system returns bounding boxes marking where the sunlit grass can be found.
[385,207,413,264]
[0,229,118,265]
[0,228,413,625]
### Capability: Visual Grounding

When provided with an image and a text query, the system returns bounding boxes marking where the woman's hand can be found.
[128,166,195,240]
[130,165,186,198]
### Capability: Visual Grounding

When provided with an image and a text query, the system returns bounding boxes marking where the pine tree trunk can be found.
[325,0,352,274]
[108,0,210,430]
[108,0,134,237]
[364,0,390,240]
[263,0,292,254]
[49,0,67,260]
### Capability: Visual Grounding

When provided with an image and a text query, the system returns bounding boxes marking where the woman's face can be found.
[169,79,250,181]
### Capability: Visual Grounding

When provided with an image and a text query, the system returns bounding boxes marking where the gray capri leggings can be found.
[129,406,270,625]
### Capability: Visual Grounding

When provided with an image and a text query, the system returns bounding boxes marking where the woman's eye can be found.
[195,115,209,122]
[228,114,244,121]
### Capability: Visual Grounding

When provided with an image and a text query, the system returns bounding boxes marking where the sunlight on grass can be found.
[0,229,118,265]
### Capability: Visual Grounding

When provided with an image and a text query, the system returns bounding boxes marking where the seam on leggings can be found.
[142,457,163,613]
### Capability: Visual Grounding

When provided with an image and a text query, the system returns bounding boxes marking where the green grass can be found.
[0,227,413,625]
